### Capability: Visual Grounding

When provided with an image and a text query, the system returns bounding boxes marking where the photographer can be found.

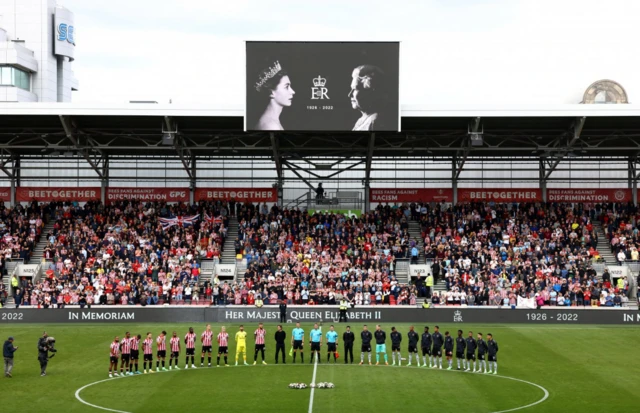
[37,331,56,376]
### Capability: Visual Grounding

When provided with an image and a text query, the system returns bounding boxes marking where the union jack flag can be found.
[204,212,223,225]
[159,214,200,230]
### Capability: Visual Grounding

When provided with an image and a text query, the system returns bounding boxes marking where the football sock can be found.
[448,360,452,368]
[384,353,388,363]
[135,363,138,371]
[224,356,228,364]
[208,357,211,364]
[143,362,146,370]
[439,358,442,368]
[156,361,159,369]
[333,352,336,362]
[422,355,426,365]
[494,362,498,373]
[161,361,165,368]
[361,353,364,362]
[368,354,372,363]
[457,359,460,368]
[301,353,304,363]
[191,356,195,364]
[201,357,204,364]
[120,367,123,373]
[376,354,380,363]
[185,357,189,365]
[391,353,395,363]
[217,356,220,366]
[293,352,297,362]
[169,359,173,367]
[327,353,330,362]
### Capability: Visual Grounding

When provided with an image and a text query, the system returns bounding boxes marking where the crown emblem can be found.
[313,76,327,87]
[255,61,282,92]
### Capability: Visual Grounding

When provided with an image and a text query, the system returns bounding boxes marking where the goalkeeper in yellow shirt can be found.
[235,325,249,366]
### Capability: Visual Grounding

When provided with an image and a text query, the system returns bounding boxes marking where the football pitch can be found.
[1,323,637,413]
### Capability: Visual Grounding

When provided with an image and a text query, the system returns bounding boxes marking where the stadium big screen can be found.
[245,41,400,132]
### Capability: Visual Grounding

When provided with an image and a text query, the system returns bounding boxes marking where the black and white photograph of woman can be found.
[254,60,296,130]
[348,65,387,131]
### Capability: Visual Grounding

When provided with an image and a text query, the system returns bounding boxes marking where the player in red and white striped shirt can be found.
[169,332,181,370]
[156,331,168,372]
[253,323,267,365]
[142,332,156,374]
[201,324,213,367]
[131,334,141,375]
[119,331,133,376]
[184,327,197,369]
[216,326,230,367]
[109,337,120,378]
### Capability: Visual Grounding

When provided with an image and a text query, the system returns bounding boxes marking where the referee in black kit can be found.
[342,326,355,364]
[274,325,286,364]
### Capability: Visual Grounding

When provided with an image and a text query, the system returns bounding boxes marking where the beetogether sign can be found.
[1,307,639,325]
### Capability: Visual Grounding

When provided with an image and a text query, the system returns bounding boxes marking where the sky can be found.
[60,0,640,105]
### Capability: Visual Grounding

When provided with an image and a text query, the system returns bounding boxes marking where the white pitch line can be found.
[74,363,549,413]
[308,355,319,413]
[75,377,132,413]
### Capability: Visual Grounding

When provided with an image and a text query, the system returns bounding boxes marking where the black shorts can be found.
[186,348,195,356]
[311,342,320,352]
[218,346,228,355]
[171,351,179,358]
[478,353,485,361]
[421,347,431,356]
[121,354,130,362]
[110,356,118,364]
[392,344,401,352]
[466,353,476,361]
[202,346,212,353]
[293,340,303,350]
[144,354,153,362]
[456,352,464,359]
[488,354,497,362]
[255,344,265,351]
[157,350,166,358]
[433,347,442,357]
[327,343,336,352]
[408,345,417,353]
[131,350,139,360]
[445,350,453,357]
[361,344,371,353]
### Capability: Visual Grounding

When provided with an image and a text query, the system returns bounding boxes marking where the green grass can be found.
[0,323,637,413]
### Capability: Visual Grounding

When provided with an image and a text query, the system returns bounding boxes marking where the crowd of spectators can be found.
[601,203,640,264]
[0,202,45,263]
[13,199,229,308]
[8,199,637,309]
[415,201,633,307]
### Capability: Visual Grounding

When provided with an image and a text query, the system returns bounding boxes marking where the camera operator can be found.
[37,331,56,376]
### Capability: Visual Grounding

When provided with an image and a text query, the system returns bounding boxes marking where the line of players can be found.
[107,323,499,378]
[293,323,499,375]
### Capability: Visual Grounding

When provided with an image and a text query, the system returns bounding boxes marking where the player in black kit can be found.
[421,326,432,368]
[465,331,477,372]
[455,330,466,370]
[444,331,454,370]
[359,325,373,365]
[486,333,499,374]
[431,325,444,369]
[407,326,419,367]
[390,327,402,366]
[475,332,488,373]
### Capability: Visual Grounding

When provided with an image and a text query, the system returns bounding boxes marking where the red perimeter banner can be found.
[0,188,10,202]
[370,188,453,203]
[547,188,631,203]
[16,187,100,202]
[195,188,277,203]
[457,188,542,202]
[106,187,189,203]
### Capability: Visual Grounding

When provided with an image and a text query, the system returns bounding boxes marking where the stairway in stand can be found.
[32,220,57,263]
[2,261,20,308]
[593,221,617,266]
[407,221,425,263]
[220,216,244,280]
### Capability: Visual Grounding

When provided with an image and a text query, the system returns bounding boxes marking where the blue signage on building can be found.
[57,23,75,45]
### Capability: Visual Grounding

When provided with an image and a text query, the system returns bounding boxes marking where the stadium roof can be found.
[0,102,639,159]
